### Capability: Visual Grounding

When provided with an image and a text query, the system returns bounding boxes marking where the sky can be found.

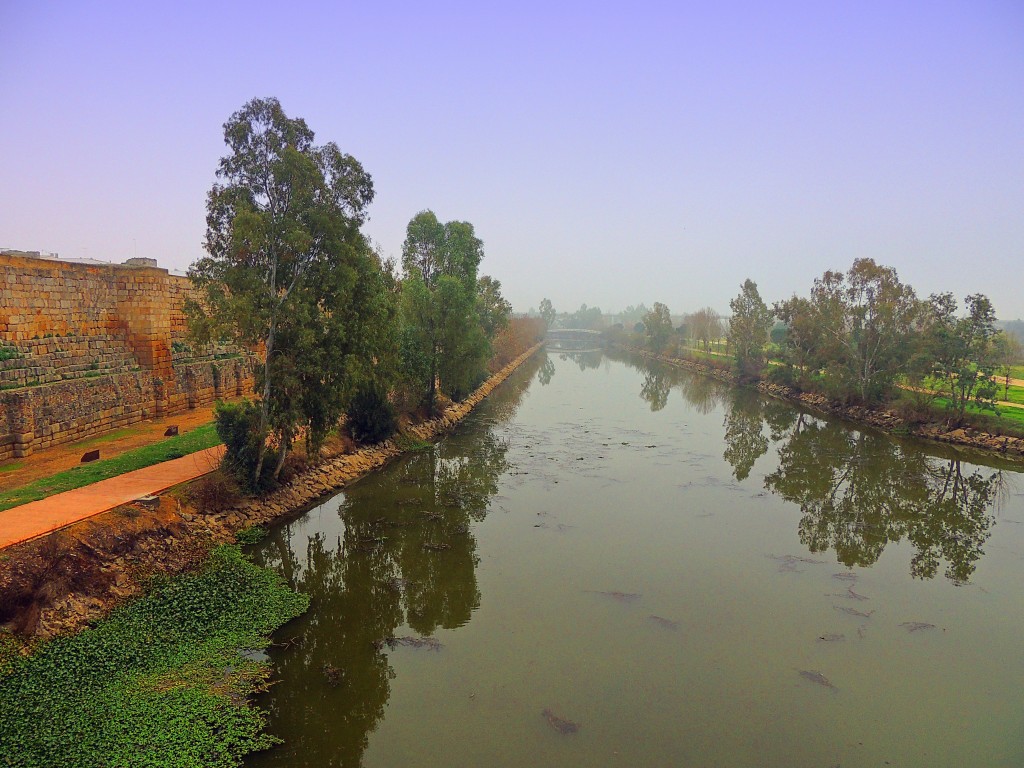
[1,1,1022,318]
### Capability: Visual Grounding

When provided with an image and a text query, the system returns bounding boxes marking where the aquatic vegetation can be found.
[834,606,875,619]
[798,670,837,691]
[542,708,580,734]
[585,590,642,602]
[648,615,680,630]
[900,622,937,632]
[0,545,309,768]
[387,636,443,651]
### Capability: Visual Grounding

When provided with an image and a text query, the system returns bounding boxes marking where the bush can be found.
[766,364,800,390]
[346,385,398,445]
[186,471,242,513]
[213,400,277,491]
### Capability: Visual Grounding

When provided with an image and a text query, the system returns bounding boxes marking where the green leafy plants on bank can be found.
[0,545,308,768]
[0,423,222,512]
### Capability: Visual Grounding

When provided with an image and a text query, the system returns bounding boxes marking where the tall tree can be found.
[808,258,920,404]
[643,302,673,352]
[477,276,512,339]
[538,298,556,329]
[772,295,826,388]
[728,279,773,380]
[924,293,999,424]
[688,307,723,352]
[188,97,383,484]
[401,210,488,408]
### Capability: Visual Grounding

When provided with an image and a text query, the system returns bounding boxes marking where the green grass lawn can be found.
[994,382,1024,406]
[0,423,221,512]
[928,396,1024,432]
[1009,364,1024,380]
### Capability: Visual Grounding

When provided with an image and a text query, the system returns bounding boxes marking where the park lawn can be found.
[995,382,1024,406]
[1010,364,1024,380]
[0,423,221,512]
[929,396,1024,432]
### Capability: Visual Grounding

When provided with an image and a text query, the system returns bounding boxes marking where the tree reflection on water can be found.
[247,361,531,767]
[717,388,1008,584]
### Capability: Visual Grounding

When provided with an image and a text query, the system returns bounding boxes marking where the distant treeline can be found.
[544,258,1022,429]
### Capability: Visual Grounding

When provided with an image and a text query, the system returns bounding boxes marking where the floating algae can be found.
[542,708,580,734]
[900,622,937,633]
[586,590,642,603]
[798,670,838,691]
[388,636,444,651]
[835,606,875,619]
[648,615,680,630]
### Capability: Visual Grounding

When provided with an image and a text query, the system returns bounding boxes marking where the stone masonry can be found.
[0,252,253,460]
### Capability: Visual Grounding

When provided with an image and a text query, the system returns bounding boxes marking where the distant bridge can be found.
[546,328,604,351]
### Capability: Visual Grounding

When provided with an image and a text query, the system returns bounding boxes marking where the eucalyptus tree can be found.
[401,210,489,408]
[727,279,773,380]
[643,302,673,352]
[807,259,920,404]
[539,298,556,329]
[924,292,999,424]
[188,97,387,484]
[688,307,723,352]
[477,275,512,339]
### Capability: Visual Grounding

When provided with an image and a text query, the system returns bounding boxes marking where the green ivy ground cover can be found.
[0,545,308,768]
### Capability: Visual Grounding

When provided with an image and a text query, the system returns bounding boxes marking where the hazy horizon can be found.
[2,1,1022,318]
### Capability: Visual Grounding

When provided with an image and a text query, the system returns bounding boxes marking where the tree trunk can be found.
[272,431,289,481]
[253,314,275,485]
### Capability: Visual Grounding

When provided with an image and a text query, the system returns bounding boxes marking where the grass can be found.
[0,544,309,768]
[994,381,1024,406]
[0,423,221,512]
[927,396,1024,433]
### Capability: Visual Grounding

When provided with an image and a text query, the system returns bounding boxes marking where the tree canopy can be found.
[188,97,392,484]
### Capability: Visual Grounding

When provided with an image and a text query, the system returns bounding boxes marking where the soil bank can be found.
[0,344,543,640]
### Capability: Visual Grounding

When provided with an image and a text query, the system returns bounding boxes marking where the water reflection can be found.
[247,362,532,767]
[716,389,1008,584]
[558,349,603,371]
[536,353,555,386]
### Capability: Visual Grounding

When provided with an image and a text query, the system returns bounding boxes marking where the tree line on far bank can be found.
[602,258,1023,430]
[186,98,541,490]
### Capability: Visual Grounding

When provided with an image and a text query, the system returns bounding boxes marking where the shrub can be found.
[766,364,800,390]
[346,384,398,445]
[213,400,277,491]
[186,470,242,513]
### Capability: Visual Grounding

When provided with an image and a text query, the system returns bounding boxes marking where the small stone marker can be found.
[164,425,179,437]
[135,495,160,508]
[81,449,100,463]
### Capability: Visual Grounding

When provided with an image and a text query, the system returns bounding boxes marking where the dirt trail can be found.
[0,446,225,549]
[0,404,224,490]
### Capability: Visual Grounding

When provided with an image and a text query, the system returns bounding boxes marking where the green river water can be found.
[246,349,1024,767]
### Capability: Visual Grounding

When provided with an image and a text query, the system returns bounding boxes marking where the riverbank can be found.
[619,346,1024,461]
[0,343,543,640]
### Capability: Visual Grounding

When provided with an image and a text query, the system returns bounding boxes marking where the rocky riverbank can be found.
[0,343,543,639]
[621,346,1024,461]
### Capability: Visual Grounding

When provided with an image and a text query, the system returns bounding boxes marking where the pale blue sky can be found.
[1,1,1022,317]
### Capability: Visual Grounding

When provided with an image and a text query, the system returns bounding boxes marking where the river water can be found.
[246,350,1024,767]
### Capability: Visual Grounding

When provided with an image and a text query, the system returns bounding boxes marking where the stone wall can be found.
[0,252,254,459]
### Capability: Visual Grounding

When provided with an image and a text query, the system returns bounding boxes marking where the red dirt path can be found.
[0,445,224,549]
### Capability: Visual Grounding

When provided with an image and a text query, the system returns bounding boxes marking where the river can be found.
[246,349,1024,767]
